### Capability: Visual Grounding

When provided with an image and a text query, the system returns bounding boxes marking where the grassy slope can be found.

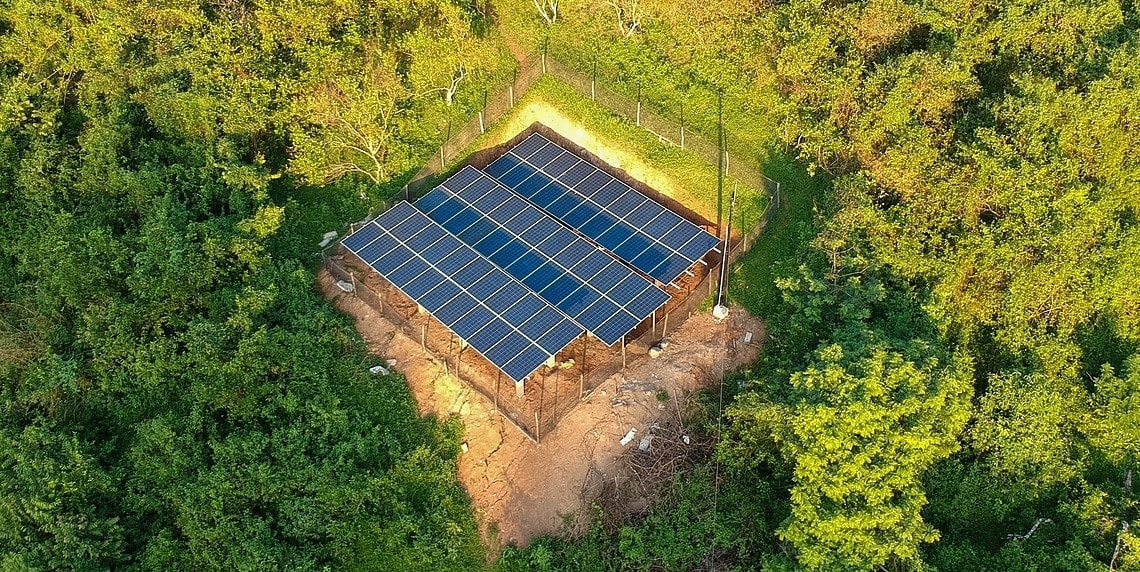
[453,76,767,224]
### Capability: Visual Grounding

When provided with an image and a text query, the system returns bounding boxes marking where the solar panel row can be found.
[415,166,670,345]
[341,202,583,382]
[486,133,721,284]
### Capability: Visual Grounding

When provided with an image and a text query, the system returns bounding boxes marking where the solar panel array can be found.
[341,131,721,382]
[341,202,583,382]
[486,133,721,284]
[415,166,670,345]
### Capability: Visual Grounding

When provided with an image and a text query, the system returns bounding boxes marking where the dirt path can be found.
[318,271,764,549]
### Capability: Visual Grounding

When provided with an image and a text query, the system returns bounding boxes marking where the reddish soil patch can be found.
[317,270,764,550]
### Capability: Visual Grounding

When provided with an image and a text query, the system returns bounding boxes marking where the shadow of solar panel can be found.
[458,217,496,244]
[515,171,550,197]
[426,194,464,223]
[540,274,580,305]
[414,189,448,214]
[560,286,600,316]
[507,251,547,279]
[530,181,563,208]
[563,201,601,227]
[545,193,579,218]
[522,263,561,292]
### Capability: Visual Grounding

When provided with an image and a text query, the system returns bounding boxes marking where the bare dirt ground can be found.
[317,270,764,550]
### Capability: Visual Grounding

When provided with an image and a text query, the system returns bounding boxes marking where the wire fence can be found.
[326,249,641,442]
[329,49,783,441]
[402,53,780,204]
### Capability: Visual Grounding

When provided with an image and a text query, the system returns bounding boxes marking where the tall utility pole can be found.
[716,92,724,233]
[713,186,736,320]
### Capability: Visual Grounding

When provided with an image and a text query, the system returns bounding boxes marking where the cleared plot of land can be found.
[318,270,763,549]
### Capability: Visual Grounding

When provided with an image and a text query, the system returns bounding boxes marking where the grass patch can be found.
[448,75,767,224]
[727,152,829,317]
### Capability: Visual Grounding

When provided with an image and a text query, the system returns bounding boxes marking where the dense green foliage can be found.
[0,0,503,568]
[494,0,1140,570]
[4,0,1138,570]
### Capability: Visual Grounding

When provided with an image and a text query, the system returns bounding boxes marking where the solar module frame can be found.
[414,166,669,346]
[341,202,583,382]
[486,133,722,284]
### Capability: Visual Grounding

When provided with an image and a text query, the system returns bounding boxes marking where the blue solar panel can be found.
[497,161,538,187]
[500,132,721,283]
[528,143,561,168]
[530,182,563,208]
[559,162,594,186]
[519,307,563,341]
[468,320,512,351]
[415,166,669,346]
[485,154,521,178]
[504,346,551,381]
[590,182,624,208]
[545,153,578,176]
[342,223,382,251]
[564,202,601,227]
[405,268,444,298]
[340,203,583,383]
[421,282,461,310]
[538,321,583,354]
[356,232,399,265]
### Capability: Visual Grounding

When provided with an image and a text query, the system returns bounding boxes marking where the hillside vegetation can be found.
[1,0,1138,571]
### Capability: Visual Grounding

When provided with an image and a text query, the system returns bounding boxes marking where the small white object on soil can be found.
[659,340,669,349]
[648,346,663,358]
[369,365,390,375]
[336,280,355,293]
[386,358,397,366]
[744,331,754,344]
[712,304,730,320]
[683,435,691,445]
[638,437,652,452]
[620,428,637,446]
[318,231,339,248]
[460,441,469,453]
